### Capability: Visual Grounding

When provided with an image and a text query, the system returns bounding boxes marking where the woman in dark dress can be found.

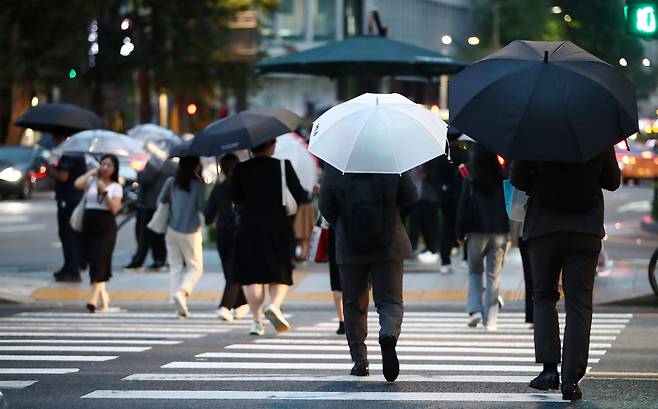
[205,153,249,321]
[232,139,307,336]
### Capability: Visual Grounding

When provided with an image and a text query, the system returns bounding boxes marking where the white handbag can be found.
[280,159,298,216]
[147,178,173,234]
[69,196,86,233]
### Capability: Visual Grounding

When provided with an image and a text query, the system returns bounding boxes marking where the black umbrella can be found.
[169,140,193,158]
[188,109,301,156]
[16,103,103,134]
[448,40,638,162]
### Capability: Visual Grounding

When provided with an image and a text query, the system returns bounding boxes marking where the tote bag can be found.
[503,179,528,222]
[69,196,86,233]
[280,159,298,216]
[147,178,173,234]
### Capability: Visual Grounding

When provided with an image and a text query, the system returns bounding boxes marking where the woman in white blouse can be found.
[74,154,123,312]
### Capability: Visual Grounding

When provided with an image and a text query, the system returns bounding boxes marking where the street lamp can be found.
[619,57,628,67]
[441,35,453,45]
[644,58,651,67]
[467,36,480,46]
[552,5,562,14]
[563,14,572,22]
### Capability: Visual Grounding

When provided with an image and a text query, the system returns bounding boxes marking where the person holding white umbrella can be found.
[317,93,447,382]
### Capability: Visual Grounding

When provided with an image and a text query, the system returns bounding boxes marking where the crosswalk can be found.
[0,310,250,391]
[83,311,633,404]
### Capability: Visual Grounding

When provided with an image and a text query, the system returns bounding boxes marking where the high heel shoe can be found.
[86,303,96,313]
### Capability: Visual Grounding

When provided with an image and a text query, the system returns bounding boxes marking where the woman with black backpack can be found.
[456,144,509,331]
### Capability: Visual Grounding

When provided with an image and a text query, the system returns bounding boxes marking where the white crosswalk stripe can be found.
[0,310,249,391]
[86,311,633,404]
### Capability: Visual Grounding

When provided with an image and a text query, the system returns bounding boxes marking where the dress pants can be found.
[57,204,81,277]
[409,200,439,253]
[338,260,404,362]
[518,238,534,323]
[527,232,601,384]
[216,228,247,309]
[166,229,204,297]
[439,201,457,265]
[131,208,167,266]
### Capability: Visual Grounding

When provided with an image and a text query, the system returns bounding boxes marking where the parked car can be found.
[0,146,53,199]
[615,142,658,184]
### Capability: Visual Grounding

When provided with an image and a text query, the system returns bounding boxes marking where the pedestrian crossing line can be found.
[363,312,633,318]
[0,325,233,334]
[0,354,117,362]
[238,332,617,341]
[227,343,608,356]
[161,361,572,373]
[0,380,37,389]
[0,346,150,353]
[0,368,79,374]
[122,373,536,383]
[81,390,566,402]
[312,322,628,329]
[0,332,205,339]
[15,312,291,319]
[255,339,612,349]
[284,328,622,335]
[0,317,254,326]
[339,317,631,324]
[196,352,600,364]
[0,339,181,345]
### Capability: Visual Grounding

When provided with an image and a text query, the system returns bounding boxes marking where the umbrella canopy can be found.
[273,132,319,193]
[188,109,302,156]
[253,36,468,78]
[16,103,103,134]
[169,140,193,158]
[448,40,639,162]
[127,124,180,149]
[309,93,447,174]
[56,130,145,157]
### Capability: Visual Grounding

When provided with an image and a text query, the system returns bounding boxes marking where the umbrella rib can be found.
[546,67,585,161]
[343,108,377,172]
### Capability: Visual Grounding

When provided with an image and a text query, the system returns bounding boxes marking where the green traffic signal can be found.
[68,68,77,79]
[626,1,658,38]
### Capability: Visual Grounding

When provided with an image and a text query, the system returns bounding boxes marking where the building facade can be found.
[249,0,477,117]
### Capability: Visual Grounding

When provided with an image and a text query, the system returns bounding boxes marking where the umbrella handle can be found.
[624,139,630,152]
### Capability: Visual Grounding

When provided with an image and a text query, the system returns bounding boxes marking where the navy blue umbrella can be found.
[16,103,103,135]
[449,40,638,162]
[188,109,301,156]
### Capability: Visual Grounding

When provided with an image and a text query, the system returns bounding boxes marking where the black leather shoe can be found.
[529,369,559,390]
[336,321,345,335]
[380,335,400,382]
[350,360,369,376]
[561,383,582,401]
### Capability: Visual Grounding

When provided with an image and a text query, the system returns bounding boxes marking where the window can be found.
[313,0,336,40]
[278,0,305,40]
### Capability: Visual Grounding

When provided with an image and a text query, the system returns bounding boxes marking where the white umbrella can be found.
[309,93,447,174]
[127,124,181,159]
[273,132,319,193]
[56,129,146,157]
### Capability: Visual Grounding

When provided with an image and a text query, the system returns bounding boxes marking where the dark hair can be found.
[470,144,503,196]
[251,139,276,155]
[100,154,120,183]
[175,156,201,192]
[219,153,239,183]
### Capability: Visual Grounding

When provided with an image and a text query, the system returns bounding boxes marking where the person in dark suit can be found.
[232,139,308,336]
[319,165,418,382]
[511,148,621,401]
[125,157,176,271]
[50,133,87,282]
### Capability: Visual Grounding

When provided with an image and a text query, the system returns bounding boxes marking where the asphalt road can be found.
[0,303,656,409]
[1,184,657,273]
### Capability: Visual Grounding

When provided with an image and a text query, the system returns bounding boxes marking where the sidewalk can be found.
[0,248,653,306]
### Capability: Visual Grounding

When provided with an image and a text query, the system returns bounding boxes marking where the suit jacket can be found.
[510,148,621,240]
[319,165,418,264]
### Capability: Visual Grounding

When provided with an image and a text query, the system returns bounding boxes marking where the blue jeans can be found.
[466,233,507,326]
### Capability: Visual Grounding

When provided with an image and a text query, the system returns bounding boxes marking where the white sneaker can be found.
[249,321,265,336]
[439,265,453,275]
[485,323,498,332]
[172,291,189,319]
[497,295,505,309]
[233,304,250,320]
[217,307,233,321]
[467,312,482,327]
[264,304,291,332]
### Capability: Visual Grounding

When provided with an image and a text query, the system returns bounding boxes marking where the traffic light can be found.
[186,103,198,116]
[626,1,658,38]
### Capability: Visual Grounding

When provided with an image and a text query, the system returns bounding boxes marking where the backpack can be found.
[534,161,599,212]
[340,175,394,253]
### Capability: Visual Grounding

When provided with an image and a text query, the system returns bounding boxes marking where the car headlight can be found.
[0,167,22,182]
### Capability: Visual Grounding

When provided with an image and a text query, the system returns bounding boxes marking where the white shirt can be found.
[84,178,123,210]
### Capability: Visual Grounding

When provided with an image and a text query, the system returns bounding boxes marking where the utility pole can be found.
[492,2,501,49]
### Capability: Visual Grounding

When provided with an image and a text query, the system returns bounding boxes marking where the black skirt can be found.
[82,209,117,283]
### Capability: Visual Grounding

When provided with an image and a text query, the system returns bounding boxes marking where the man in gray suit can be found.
[319,164,418,382]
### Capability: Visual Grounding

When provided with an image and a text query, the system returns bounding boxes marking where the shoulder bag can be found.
[147,178,173,234]
[280,159,298,216]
